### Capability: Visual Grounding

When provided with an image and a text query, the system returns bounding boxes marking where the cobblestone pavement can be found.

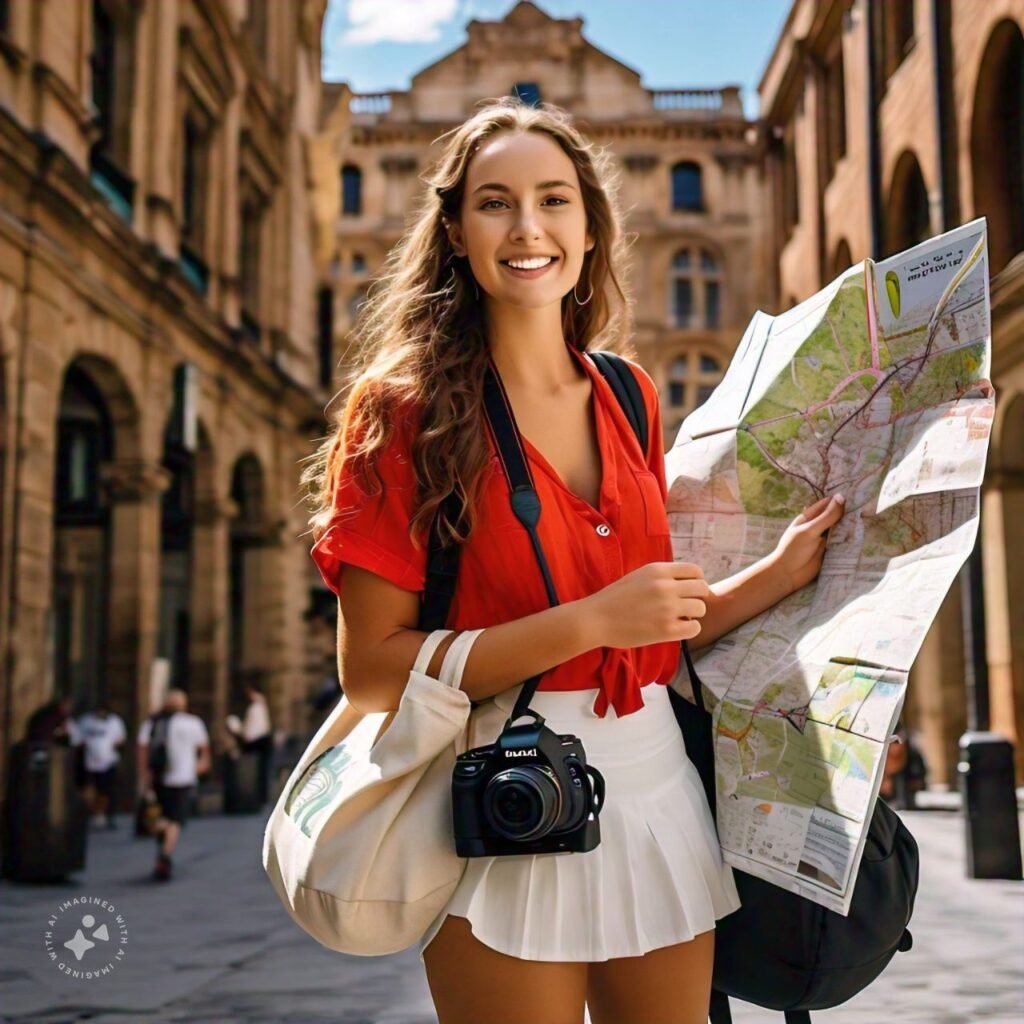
[0,807,1021,1023]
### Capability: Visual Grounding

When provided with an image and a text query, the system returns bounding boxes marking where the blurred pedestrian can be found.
[236,684,274,805]
[136,688,211,881]
[76,701,126,829]
[25,695,81,747]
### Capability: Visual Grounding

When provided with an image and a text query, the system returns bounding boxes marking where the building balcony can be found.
[650,86,744,119]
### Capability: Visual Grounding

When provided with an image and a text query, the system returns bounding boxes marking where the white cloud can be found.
[341,0,462,45]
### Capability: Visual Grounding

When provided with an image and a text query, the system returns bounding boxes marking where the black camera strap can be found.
[418,348,650,726]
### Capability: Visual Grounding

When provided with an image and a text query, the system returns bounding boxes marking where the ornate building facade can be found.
[313,0,774,451]
[0,0,329,809]
[759,0,1024,784]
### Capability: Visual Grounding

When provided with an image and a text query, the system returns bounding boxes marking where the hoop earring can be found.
[573,280,594,305]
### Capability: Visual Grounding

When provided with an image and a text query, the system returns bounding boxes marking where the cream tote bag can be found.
[262,627,483,955]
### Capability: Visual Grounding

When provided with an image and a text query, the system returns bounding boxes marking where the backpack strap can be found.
[588,350,649,461]
[711,990,813,1023]
[709,990,733,1023]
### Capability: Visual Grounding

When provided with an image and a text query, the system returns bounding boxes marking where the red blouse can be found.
[311,340,682,718]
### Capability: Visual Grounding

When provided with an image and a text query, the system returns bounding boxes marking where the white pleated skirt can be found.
[419,681,742,963]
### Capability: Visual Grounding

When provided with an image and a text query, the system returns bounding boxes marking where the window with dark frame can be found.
[823,40,847,183]
[88,0,135,220]
[665,350,724,419]
[671,161,703,212]
[671,246,723,329]
[512,82,542,106]
[180,113,210,293]
[341,164,362,215]
[239,194,264,341]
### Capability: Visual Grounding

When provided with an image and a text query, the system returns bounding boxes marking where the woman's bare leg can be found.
[423,915,588,1024]
[586,928,715,1024]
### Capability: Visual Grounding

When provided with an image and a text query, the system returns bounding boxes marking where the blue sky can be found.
[321,1,793,119]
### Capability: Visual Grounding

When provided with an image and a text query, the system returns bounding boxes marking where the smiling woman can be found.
[297,95,841,1024]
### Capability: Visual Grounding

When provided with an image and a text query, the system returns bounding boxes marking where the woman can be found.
[305,97,844,1024]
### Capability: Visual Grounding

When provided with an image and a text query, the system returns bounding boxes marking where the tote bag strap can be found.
[437,628,485,690]
[412,628,455,676]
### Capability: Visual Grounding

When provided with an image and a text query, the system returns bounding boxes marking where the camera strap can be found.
[418,348,650,726]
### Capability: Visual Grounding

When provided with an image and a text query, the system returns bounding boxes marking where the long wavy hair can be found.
[303,96,636,553]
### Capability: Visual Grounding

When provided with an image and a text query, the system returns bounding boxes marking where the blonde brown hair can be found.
[303,96,636,553]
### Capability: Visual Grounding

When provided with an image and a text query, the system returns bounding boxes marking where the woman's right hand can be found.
[580,561,710,649]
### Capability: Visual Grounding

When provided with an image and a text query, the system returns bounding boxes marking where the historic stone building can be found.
[0,0,329,810]
[759,0,1024,784]
[314,0,773,450]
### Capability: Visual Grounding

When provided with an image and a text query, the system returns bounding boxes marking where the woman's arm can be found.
[339,562,598,714]
[693,494,846,649]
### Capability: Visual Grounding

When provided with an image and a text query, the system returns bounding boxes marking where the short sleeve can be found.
[311,401,428,597]
[137,718,152,745]
[113,716,126,743]
[193,718,210,747]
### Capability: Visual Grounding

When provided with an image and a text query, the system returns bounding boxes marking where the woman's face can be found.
[446,130,595,311]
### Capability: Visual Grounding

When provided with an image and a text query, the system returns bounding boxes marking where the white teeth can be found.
[505,256,554,270]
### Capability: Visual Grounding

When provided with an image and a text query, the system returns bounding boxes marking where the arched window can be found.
[512,82,542,106]
[971,20,1024,273]
[670,246,724,328]
[665,350,725,421]
[833,239,853,278]
[341,164,362,216]
[885,151,930,257]
[671,161,703,212]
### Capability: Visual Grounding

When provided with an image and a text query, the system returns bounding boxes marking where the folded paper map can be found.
[665,219,994,914]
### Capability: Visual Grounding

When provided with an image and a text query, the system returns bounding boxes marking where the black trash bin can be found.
[958,731,1023,880]
[3,742,88,881]
[223,751,263,814]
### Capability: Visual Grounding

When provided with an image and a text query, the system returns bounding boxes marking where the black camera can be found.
[452,709,606,858]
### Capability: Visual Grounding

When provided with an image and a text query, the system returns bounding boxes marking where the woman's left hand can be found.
[770,494,846,594]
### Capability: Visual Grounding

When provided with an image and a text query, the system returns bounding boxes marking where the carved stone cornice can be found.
[379,154,418,174]
[100,460,173,503]
[194,495,240,526]
[623,153,659,174]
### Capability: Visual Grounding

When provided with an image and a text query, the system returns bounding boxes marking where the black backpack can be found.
[146,710,172,779]
[423,349,920,1023]
[597,353,921,1021]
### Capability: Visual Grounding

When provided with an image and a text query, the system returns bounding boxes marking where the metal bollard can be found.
[957,732,1023,880]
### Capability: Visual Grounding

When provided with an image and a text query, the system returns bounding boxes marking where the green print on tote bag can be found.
[285,745,354,837]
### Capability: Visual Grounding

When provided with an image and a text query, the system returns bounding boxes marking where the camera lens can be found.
[483,767,562,841]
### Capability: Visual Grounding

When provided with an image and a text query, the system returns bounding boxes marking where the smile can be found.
[499,256,559,279]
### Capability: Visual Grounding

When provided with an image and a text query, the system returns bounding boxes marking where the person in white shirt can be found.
[226,685,274,805]
[76,703,126,829]
[136,688,210,882]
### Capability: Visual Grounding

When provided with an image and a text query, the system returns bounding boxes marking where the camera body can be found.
[452,710,605,858]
